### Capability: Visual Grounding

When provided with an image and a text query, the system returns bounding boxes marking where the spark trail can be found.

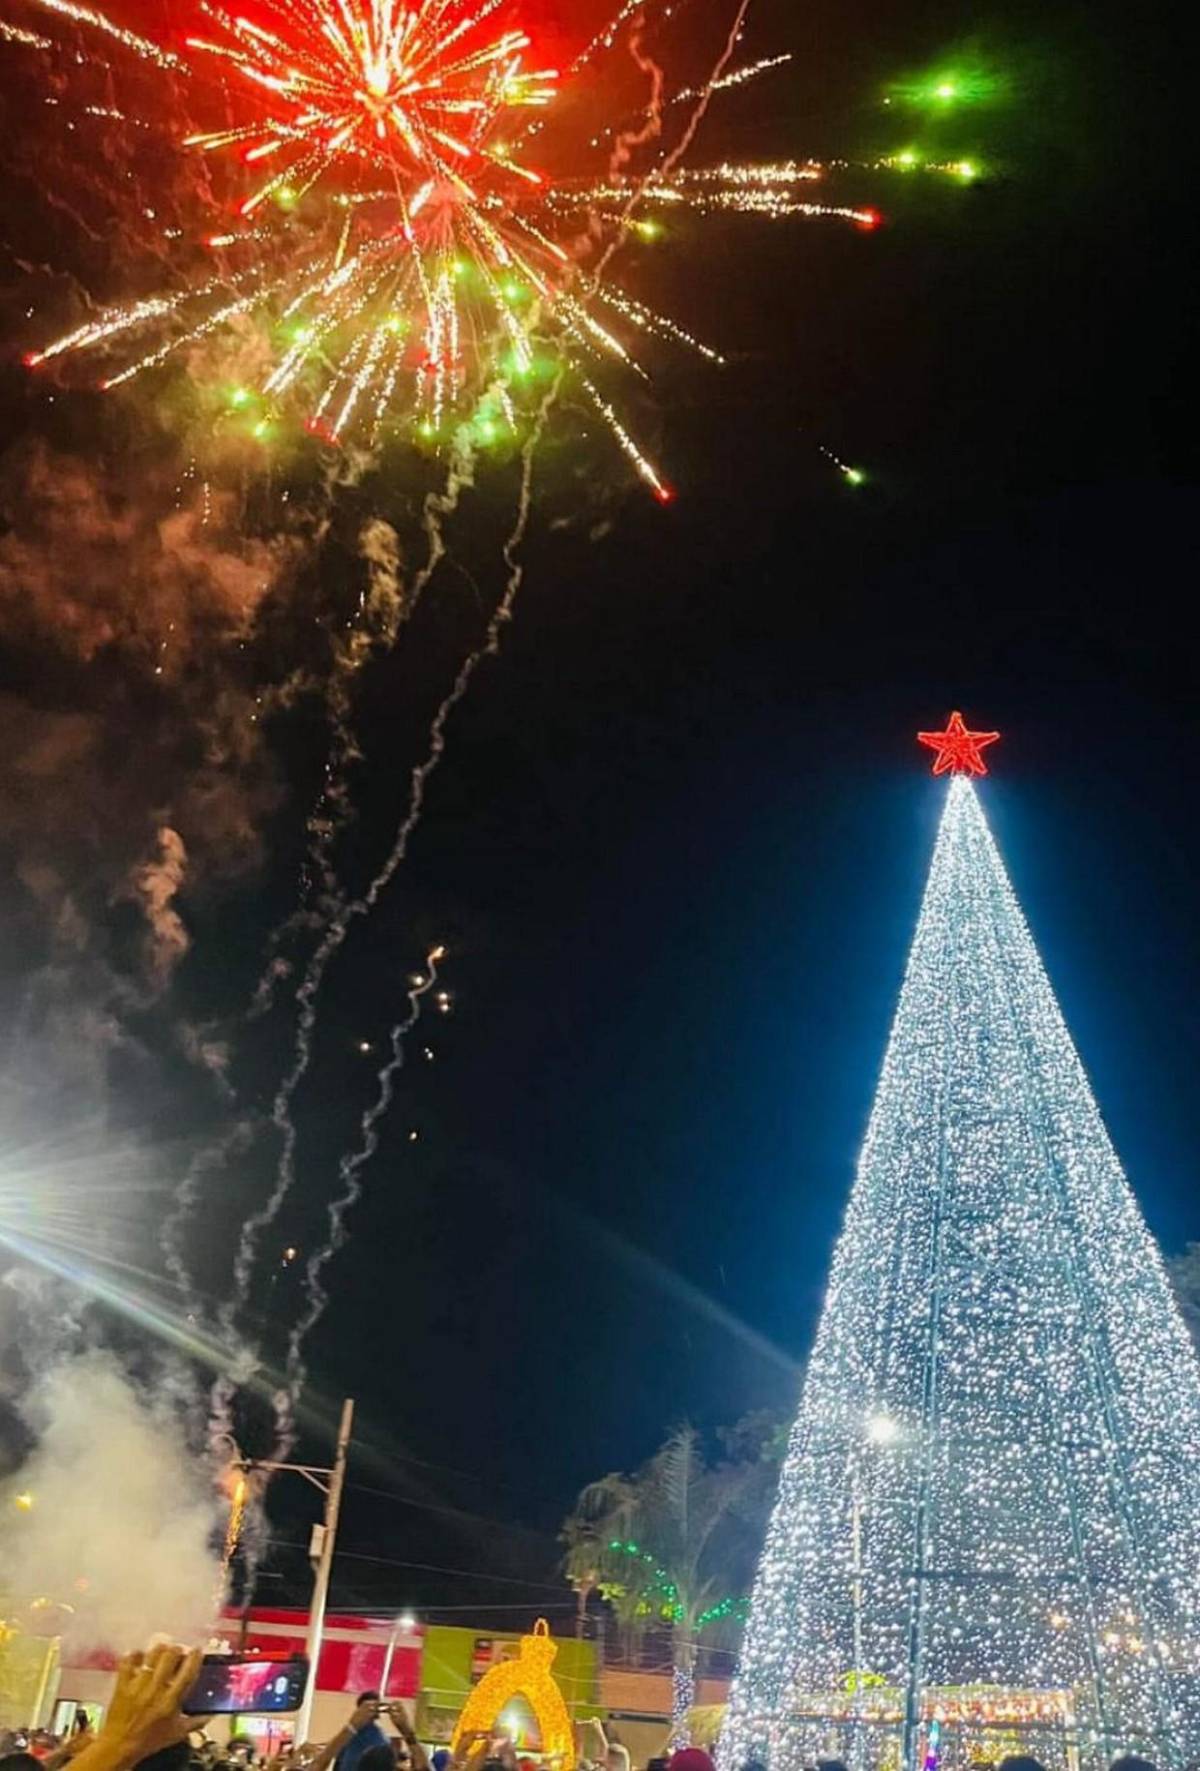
[234,366,562,1362]
[281,943,445,1404]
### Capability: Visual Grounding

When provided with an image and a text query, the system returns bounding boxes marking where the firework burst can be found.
[183,0,558,212]
[12,0,880,494]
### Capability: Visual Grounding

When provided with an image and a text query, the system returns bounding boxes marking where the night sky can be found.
[0,0,1197,1630]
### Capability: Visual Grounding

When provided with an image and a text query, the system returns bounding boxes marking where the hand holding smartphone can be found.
[183,1656,309,1717]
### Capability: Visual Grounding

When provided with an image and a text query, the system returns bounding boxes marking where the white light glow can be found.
[864,1412,901,1447]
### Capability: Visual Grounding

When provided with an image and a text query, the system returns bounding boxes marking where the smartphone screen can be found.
[183,1655,309,1716]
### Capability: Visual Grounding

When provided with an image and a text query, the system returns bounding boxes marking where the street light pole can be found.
[381,1612,417,1703]
[855,1413,901,1771]
[850,1476,865,1771]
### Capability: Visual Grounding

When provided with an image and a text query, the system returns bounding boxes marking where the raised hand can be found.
[70,1645,204,1771]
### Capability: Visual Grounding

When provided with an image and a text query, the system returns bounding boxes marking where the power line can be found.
[347,1449,570,1514]
[344,1480,556,1541]
[333,1596,579,1616]
[267,1538,571,1593]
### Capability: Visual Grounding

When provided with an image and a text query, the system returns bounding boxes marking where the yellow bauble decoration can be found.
[451,1619,575,1768]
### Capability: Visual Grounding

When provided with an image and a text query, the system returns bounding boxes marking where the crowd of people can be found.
[0,1651,1172,1771]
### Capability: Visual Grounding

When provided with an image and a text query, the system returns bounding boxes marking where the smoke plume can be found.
[130,826,190,986]
[0,1351,222,1653]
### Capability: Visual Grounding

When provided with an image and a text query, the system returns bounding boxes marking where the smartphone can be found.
[183,1654,309,1716]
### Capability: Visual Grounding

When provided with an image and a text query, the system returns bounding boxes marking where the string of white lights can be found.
[719,777,1200,1771]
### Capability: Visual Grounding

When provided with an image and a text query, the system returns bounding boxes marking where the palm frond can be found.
[561,1412,788,1668]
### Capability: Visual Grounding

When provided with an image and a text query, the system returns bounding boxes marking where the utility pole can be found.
[218,1399,355,1745]
[223,1395,352,1742]
[295,1397,355,1745]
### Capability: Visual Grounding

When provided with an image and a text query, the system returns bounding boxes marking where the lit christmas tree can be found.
[720,716,1200,1771]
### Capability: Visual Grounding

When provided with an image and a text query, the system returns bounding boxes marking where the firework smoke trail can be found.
[555,0,754,492]
[656,0,755,180]
[160,1119,257,1317]
[616,17,666,173]
[304,665,370,912]
[243,419,477,1036]
[208,1374,237,1459]
[246,624,395,1027]
[226,0,755,1331]
[408,428,480,620]
[357,371,560,932]
[17,0,824,1391]
[280,944,444,1410]
[205,1370,240,1501]
[231,369,561,1414]
[299,437,479,904]
[590,0,756,289]
[227,428,474,1365]
[565,8,667,267]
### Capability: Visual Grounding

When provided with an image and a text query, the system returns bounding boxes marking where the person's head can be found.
[669,1751,715,1771]
[997,1758,1047,1771]
[740,1759,767,1771]
[357,1747,395,1771]
[357,1695,381,1712]
[1109,1758,1158,1771]
[815,1760,848,1771]
[136,1746,193,1771]
[0,1753,42,1771]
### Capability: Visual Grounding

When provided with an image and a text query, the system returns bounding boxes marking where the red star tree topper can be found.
[917,710,1000,776]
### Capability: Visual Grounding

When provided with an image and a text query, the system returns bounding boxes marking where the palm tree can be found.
[561,1419,781,1746]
